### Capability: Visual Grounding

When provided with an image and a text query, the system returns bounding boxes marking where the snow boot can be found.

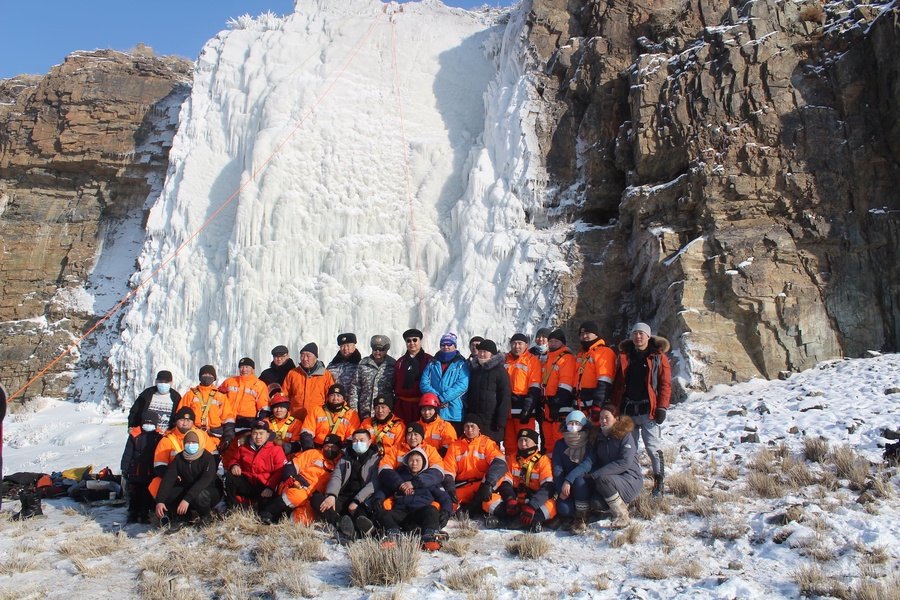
[652,450,665,497]
[355,515,375,538]
[570,506,590,535]
[421,529,442,552]
[13,487,43,520]
[483,513,500,529]
[258,495,289,525]
[605,493,630,529]
[338,515,356,541]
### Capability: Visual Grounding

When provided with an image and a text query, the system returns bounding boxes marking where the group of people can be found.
[121,321,672,548]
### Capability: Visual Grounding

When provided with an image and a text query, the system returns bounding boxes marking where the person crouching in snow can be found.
[257,433,343,524]
[121,412,164,523]
[488,428,556,532]
[373,446,452,551]
[580,404,643,529]
[222,420,286,509]
[552,410,594,534]
[318,429,382,540]
[154,430,222,527]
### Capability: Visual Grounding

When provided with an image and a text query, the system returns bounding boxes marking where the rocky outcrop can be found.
[528,0,900,393]
[0,49,190,402]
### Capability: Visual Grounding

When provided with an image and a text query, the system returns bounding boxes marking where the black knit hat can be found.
[373,394,394,409]
[327,383,346,397]
[199,365,216,379]
[548,329,567,345]
[510,333,529,344]
[337,333,357,345]
[405,422,425,438]
[579,321,601,337]
[239,357,255,369]
[300,342,318,357]
[469,336,484,346]
[322,434,343,447]
[462,413,484,431]
[478,339,498,355]
[535,327,552,339]
[518,428,540,445]
[155,370,173,382]
[174,407,196,422]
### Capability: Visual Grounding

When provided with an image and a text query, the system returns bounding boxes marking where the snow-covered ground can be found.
[3,353,898,599]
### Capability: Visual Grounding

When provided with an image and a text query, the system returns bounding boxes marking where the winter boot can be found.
[421,529,442,552]
[570,505,590,535]
[355,515,375,538]
[605,493,630,529]
[338,515,356,541]
[652,450,665,497]
[257,495,290,525]
[13,488,43,520]
[483,513,500,529]
[381,528,402,549]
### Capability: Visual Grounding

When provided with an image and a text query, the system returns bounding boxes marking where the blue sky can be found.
[0,1,514,80]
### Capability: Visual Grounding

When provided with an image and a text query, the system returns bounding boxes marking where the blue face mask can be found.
[352,441,370,454]
[536,344,548,353]
[142,423,157,432]
[184,443,201,455]
[156,383,171,394]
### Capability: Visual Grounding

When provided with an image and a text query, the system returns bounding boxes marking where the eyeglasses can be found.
[405,338,420,343]
[372,347,386,352]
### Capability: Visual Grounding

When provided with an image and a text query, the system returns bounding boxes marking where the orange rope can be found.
[8,7,387,402]
[389,15,428,341]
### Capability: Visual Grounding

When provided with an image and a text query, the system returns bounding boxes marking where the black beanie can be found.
[548,329,567,345]
[373,394,394,409]
[518,428,540,445]
[463,413,484,431]
[155,370,173,382]
[510,333,529,344]
[478,339,498,355]
[327,383,346,397]
[239,357,255,369]
[405,422,425,438]
[300,342,318,357]
[535,327,552,339]
[579,321,601,337]
[174,406,196,422]
[199,365,216,379]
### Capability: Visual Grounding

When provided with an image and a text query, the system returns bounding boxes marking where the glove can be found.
[547,399,561,422]
[372,498,385,514]
[519,505,536,526]
[504,499,519,516]
[439,509,451,528]
[655,407,667,424]
[476,482,494,504]
[218,383,229,394]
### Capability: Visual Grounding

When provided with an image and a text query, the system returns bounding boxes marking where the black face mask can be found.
[200,376,215,387]
[580,340,594,351]
[420,412,436,424]
[326,402,344,413]
[323,447,340,460]
[517,446,538,458]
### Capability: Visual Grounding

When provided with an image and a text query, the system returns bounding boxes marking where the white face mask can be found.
[566,422,583,433]
[352,441,370,454]
[142,423,157,432]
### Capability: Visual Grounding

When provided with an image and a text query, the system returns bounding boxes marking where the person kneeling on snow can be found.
[154,430,222,526]
[373,446,452,551]
[318,429,382,540]
[487,428,556,532]
[222,420,286,508]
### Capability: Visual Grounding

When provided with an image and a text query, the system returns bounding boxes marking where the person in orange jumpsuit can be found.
[219,357,270,430]
[504,333,542,455]
[265,391,302,456]
[299,383,361,450]
[360,394,405,456]
[487,428,556,532]
[282,343,335,422]
[442,413,507,516]
[540,329,576,454]
[417,392,457,457]
[574,321,616,422]
[177,364,232,450]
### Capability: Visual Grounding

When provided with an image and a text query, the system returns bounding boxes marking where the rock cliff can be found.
[527,0,900,393]
[0,49,190,402]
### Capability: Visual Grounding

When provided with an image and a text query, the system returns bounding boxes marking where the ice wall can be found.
[110,0,573,399]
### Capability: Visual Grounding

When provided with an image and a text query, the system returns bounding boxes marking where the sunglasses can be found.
[372,347,387,352]
[405,338,420,343]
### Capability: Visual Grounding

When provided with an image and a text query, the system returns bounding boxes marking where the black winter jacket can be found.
[128,386,182,429]
[466,353,511,431]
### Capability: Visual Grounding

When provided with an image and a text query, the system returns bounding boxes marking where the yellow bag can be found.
[61,465,93,482]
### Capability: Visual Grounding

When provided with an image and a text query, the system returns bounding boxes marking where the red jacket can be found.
[611,336,672,419]
[224,439,287,490]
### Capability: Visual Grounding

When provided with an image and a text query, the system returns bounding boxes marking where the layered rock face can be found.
[0,49,190,402]
[528,0,900,392]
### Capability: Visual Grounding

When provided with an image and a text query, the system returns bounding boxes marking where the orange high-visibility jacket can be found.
[220,374,270,420]
[282,364,335,422]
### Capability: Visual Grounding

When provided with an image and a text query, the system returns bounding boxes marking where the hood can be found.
[618,335,671,355]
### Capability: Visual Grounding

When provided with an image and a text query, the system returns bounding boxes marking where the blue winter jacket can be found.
[420,352,470,423]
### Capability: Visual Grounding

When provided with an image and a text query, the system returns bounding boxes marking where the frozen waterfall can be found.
[110,0,573,400]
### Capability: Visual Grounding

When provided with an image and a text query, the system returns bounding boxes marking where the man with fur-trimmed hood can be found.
[611,322,671,496]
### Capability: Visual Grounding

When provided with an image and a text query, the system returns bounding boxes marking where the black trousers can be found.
[377,504,440,532]
[223,471,268,504]
[160,484,221,518]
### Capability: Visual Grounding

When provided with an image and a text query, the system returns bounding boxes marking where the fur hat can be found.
[370,334,391,351]
[337,333,357,345]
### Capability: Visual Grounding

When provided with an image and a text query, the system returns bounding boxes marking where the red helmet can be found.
[419,393,440,408]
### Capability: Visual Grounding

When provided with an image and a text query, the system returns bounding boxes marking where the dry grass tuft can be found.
[505,533,552,559]
[268,569,316,599]
[452,511,480,539]
[609,522,644,547]
[666,470,703,500]
[677,559,704,579]
[632,490,673,520]
[793,563,850,599]
[0,583,50,600]
[0,551,39,576]
[804,436,830,463]
[799,3,825,24]
[720,463,740,481]
[138,572,204,600]
[444,564,497,592]
[746,471,784,498]
[853,574,900,600]
[685,496,717,518]
[706,517,749,541]
[348,535,420,586]
[442,538,472,557]
[870,467,895,499]
[640,562,668,580]
[750,448,776,473]
[785,461,818,488]
[592,572,611,590]
[856,543,890,565]
[830,445,870,489]
[58,531,129,559]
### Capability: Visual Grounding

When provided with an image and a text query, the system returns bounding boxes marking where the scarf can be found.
[563,430,590,464]
[402,352,425,389]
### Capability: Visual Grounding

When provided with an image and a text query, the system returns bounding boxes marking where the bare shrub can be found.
[505,533,552,559]
[348,535,420,586]
[58,531,129,558]
[806,515,832,534]
[445,564,496,592]
[720,463,740,481]
[685,497,717,518]
[610,522,644,548]
[660,530,679,554]
[0,551,39,576]
[804,436,830,463]
[793,563,850,599]
[667,471,702,500]
[856,543,890,565]
[797,535,836,562]
[592,572,611,590]
[452,511,479,539]
[785,462,817,488]
[870,467,895,499]
[0,583,49,600]
[830,445,870,489]
[268,570,315,599]
[746,472,784,498]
